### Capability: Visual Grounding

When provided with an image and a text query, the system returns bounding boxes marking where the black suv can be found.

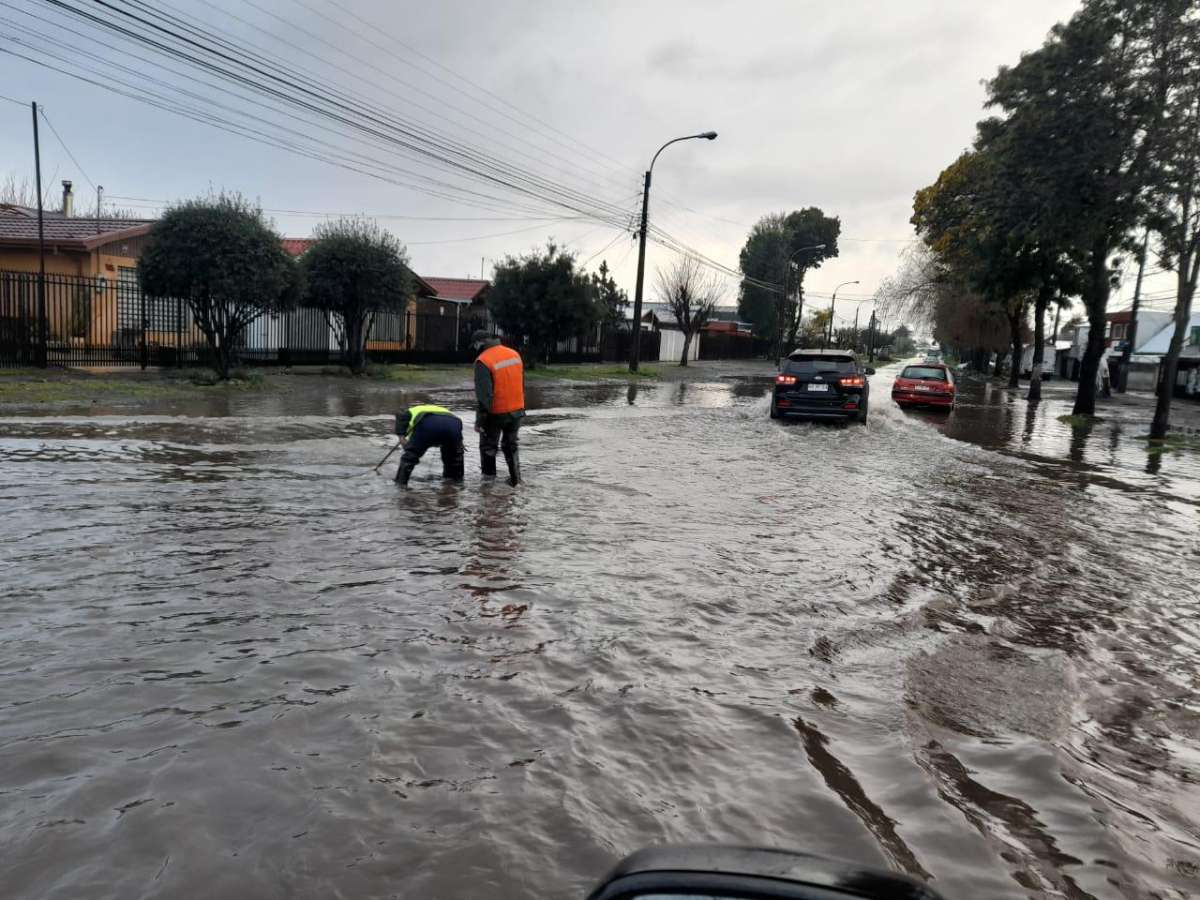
[770,350,874,423]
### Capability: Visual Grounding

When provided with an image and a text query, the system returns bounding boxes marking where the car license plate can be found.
[806,383,829,392]
[915,385,932,392]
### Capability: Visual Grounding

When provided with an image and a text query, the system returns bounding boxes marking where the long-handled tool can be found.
[373,440,402,474]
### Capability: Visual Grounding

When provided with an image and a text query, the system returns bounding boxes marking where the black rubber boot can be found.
[442,441,465,481]
[481,450,497,478]
[395,455,418,486]
[503,450,521,487]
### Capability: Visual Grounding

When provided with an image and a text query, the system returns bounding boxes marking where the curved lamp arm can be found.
[649,131,718,176]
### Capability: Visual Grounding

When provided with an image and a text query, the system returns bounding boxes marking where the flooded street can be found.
[2,364,1199,899]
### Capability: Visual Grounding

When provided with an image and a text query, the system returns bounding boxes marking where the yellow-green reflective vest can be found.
[406,404,452,437]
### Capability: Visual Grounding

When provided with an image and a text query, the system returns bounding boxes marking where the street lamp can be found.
[778,243,826,360]
[822,280,860,350]
[629,130,719,373]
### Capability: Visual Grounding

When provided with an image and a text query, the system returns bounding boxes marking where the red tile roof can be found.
[281,238,313,257]
[0,205,153,250]
[423,276,490,302]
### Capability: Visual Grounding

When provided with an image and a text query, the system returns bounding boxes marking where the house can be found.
[640,303,701,363]
[1136,312,1200,399]
[0,183,171,361]
[0,182,154,280]
[412,277,490,352]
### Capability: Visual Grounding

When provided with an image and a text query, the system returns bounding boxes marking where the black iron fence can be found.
[699,331,770,360]
[0,270,484,368]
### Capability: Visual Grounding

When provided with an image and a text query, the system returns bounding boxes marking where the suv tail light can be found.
[776,375,797,385]
[838,376,865,388]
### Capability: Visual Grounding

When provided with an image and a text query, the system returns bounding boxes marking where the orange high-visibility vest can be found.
[478,344,525,414]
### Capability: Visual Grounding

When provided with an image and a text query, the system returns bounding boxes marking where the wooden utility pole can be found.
[31,101,47,368]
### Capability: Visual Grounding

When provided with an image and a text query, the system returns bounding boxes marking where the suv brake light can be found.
[838,376,865,388]
[776,375,797,385]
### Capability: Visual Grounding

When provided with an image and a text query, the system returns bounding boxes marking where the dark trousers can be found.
[479,414,521,477]
[400,414,464,481]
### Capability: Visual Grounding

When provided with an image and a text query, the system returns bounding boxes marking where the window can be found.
[1191,326,1200,347]
[900,366,948,381]
[784,355,856,375]
[1111,323,1126,340]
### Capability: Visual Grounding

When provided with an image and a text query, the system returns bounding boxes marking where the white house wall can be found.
[657,328,700,363]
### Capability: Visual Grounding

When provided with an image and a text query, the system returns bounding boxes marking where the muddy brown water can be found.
[2,365,1198,899]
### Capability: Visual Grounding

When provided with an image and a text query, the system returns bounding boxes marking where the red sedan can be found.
[892,364,956,409]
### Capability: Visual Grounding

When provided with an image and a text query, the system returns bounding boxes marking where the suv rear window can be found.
[785,355,856,375]
[900,366,948,381]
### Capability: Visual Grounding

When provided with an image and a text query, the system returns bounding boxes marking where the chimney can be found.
[62,180,73,218]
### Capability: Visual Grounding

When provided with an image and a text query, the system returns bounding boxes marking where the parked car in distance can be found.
[772,350,874,423]
[892,363,956,410]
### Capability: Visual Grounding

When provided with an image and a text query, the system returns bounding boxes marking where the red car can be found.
[892,363,956,409]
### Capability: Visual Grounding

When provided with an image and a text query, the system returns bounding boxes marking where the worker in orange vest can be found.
[471,330,525,485]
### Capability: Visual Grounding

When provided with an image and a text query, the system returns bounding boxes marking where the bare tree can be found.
[655,257,722,367]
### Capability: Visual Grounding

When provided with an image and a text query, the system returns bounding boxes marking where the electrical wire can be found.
[31,0,638,227]
[36,106,96,191]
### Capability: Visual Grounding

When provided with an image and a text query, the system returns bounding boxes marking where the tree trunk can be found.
[1150,273,1196,439]
[1073,243,1111,416]
[679,331,692,367]
[1027,290,1050,403]
[344,313,367,375]
[1007,307,1022,390]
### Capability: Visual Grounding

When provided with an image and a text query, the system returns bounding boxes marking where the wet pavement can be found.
[1,363,1198,899]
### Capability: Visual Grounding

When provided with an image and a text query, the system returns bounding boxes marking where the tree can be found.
[488,243,597,368]
[780,208,841,350]
[984,0,1171,415]
[1144,3,1200,439]
[655,257,722,366]
[302,217,412,375]
[591,260,629,327]
[737,210,839,353]
[738,214,789,341]
[138,193,296,379]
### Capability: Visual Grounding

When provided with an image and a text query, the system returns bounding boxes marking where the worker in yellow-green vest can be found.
[393,404,464,486]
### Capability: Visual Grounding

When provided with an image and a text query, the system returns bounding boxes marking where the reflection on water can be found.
[1,368,1198,899]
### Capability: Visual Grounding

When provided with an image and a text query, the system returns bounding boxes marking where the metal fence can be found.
[0,270,483,368]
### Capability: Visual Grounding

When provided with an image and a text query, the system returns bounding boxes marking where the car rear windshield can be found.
[900,366,947,381]
[785,355,856,375]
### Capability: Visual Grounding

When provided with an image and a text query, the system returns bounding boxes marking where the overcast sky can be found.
[4,0,1139,329]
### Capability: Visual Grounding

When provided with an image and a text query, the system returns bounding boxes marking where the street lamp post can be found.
[851,299,873,352]
[822,280,860,350]
[629,131,718,373]
[777,243,826,362]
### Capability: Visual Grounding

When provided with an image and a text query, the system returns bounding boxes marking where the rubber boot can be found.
[395,456,417,486]
[443,441,465,481]
[503,449,521,487]
[481,450,497,479]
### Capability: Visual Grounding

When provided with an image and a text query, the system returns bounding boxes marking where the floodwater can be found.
[1,364,1198,900]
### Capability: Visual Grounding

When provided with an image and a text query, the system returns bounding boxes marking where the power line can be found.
[106,196,582,222]
[32,0,636,227]
[0,91,26,105]
[36,106,96,191]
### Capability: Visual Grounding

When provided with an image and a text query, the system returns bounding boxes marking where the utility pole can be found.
[822,280,859,350]
[867,311,877,362]
[629,131,717,372]
[1118,229,1150,393]
[630,168,652,372]
[31,101,47,369]
[96,185,103,234]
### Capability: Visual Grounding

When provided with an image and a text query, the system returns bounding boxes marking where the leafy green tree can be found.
[1143,2,1200,439]
[737,210,839,353]
[780,208,841,349]
[738,214,789,341]
[138,193,297,379]
[488,243,597,368]
[983,0,1171,414]
[302,218,412,375]
[590,259,629,327]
